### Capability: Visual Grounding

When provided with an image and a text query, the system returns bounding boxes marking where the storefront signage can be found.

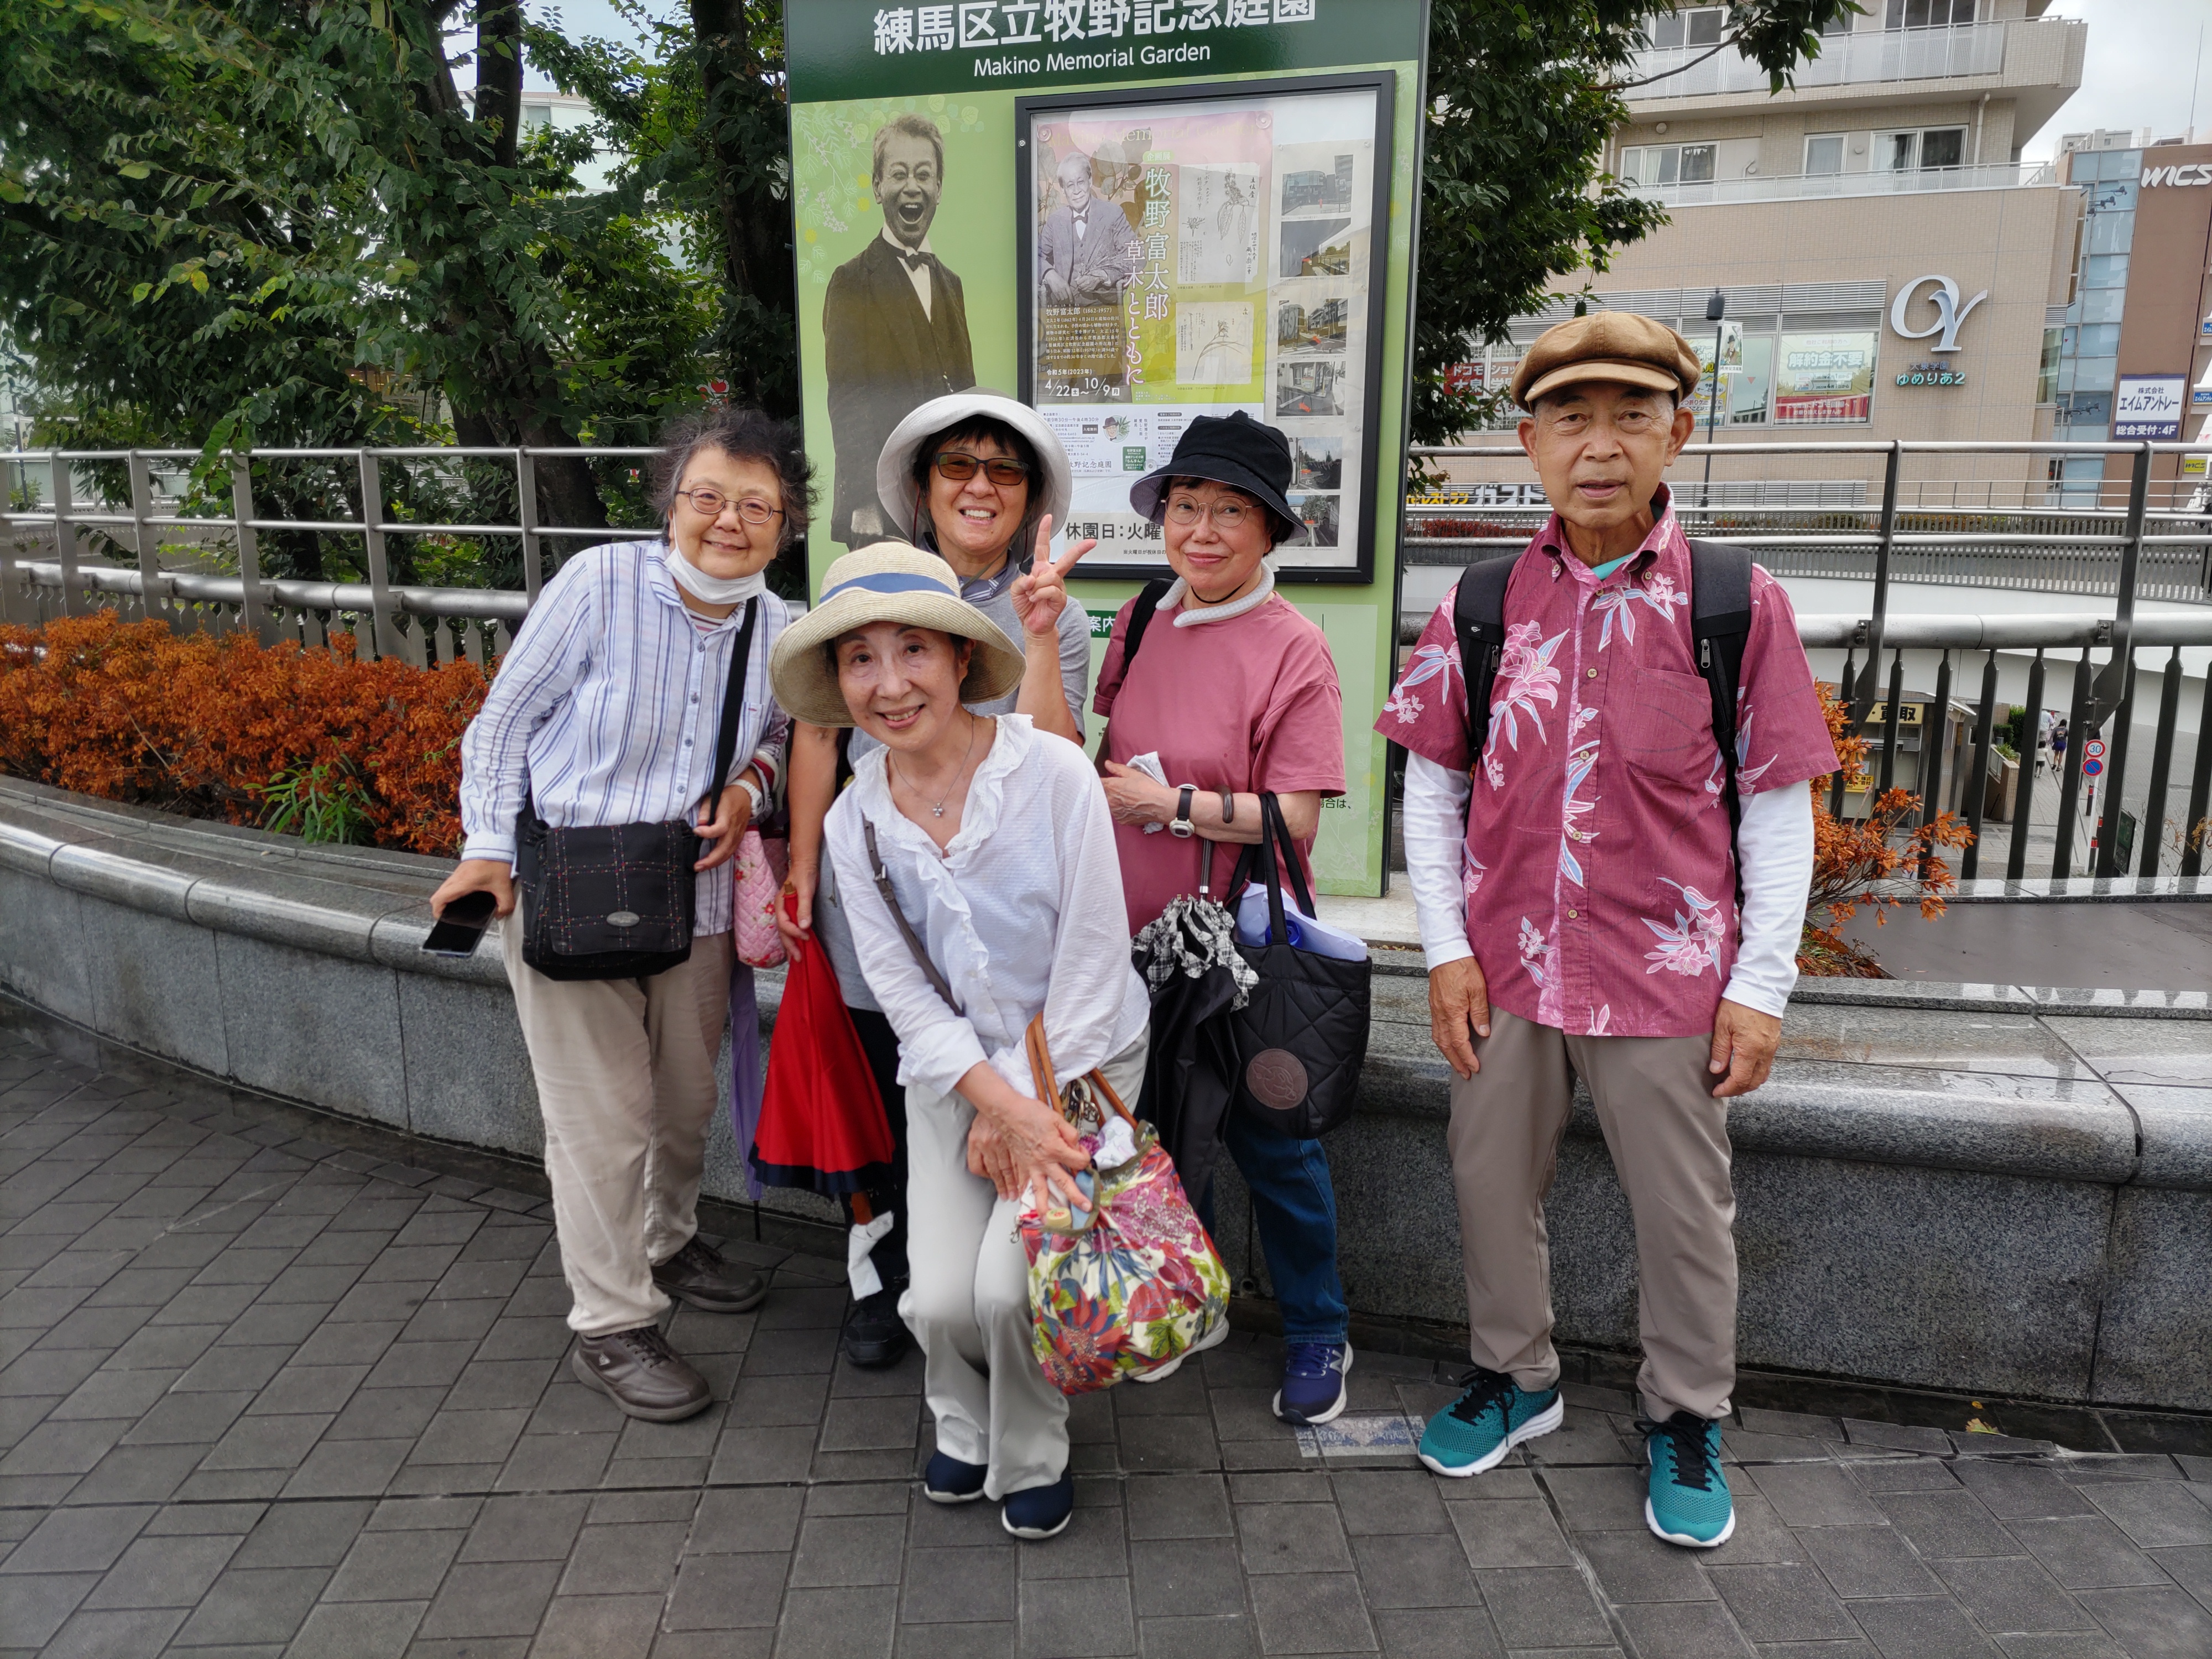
[2114,374,2185,440]
[1895,361,1966,388]
[2142,163,2212,187]
[1888,274,1986,353]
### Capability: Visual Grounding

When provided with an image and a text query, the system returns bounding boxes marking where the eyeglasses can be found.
[675,487,784,525]
[932,452,1032,487]
[1164,495,1258,531]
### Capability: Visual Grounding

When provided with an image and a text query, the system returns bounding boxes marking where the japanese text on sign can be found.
[870,1,1317,54]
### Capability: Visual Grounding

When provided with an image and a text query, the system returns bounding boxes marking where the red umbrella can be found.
[750,896,896,1197]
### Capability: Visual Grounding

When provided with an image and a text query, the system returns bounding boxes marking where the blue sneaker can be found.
[1641,1412,1734,1548]
[1418,1365,1563,1478]
[922,1451,987,1505]
[1272,1341,1353,1425]
[1001,1470,1074,1540]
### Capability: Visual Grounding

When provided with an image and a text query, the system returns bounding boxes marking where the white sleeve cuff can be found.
[1401,754,1476,973]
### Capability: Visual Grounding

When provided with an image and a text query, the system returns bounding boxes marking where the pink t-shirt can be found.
[1095,591,1347,936]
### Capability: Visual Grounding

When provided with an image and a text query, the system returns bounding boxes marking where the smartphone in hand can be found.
[421,890,498,957]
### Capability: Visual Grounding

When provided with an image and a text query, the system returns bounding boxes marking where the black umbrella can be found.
[1131,895,1255,1210]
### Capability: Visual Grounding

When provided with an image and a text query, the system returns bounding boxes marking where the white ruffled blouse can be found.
[824,714,1152,1104]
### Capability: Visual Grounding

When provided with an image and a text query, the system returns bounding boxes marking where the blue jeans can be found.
[1201,1110,1349,1344]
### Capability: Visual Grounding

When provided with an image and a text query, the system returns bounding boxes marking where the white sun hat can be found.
[874,391,1075,545]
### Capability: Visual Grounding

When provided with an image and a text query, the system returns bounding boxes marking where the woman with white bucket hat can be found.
[769,541,1149,1539]
[778,392,1096,1371]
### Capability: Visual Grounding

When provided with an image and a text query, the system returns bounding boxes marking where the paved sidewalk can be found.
[3,1015,2211,1658]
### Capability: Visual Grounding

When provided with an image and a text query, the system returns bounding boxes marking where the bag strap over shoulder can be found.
[1452,551,1522,760]
[1686,539,1755,906]
[699,596,761,817]
[862,817,964,1016]
[1120,577,1173,670]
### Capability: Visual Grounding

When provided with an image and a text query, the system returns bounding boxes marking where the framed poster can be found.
[1014,73,1394,582]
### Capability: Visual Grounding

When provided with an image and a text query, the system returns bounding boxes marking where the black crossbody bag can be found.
[513,597,759,982]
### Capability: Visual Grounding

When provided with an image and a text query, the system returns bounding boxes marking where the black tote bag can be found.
[513,597,758,982]
[1222,793,1371,1139]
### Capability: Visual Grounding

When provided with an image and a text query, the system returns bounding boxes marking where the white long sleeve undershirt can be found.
[1399,756,1813,1020]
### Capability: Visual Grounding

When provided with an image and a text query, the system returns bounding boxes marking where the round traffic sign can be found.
[2083,738,2107,760]
[2082,757,2105,778]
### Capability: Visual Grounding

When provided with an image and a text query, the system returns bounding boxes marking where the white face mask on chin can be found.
[665,542,769,606]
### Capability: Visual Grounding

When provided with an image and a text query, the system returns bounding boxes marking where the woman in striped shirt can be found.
[432,408,807,1424]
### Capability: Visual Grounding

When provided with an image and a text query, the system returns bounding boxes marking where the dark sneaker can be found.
[651,1237,768,1314]
[842,1285,910,1369]
[1272,1340,1353,1426]
[1001,1470,1075,1539]
[571,1326,712,1422]
[923,1451,988,1505]
[1418,1364,1563,1478]
[1641,1412,1735,1548]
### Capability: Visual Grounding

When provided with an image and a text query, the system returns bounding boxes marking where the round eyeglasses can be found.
[932,452,1033,487]
[674,487,784,525]
[1164,495,1257,531]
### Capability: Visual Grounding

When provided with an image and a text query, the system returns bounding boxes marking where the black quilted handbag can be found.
[1222,793,1371,1138]
[513,598,757,982]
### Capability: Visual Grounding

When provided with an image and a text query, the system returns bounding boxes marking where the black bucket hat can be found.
[1129,410,1301,536]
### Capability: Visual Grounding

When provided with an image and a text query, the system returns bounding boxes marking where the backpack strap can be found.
[1451,551,1522,759]
[1685,539,1755,906]
[1120,577,1172,670]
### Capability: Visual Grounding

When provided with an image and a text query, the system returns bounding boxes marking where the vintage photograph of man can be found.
[822,113,975,545]
[1037,149,1141,308]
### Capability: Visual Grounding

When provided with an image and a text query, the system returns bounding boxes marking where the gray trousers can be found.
[1447,1008,1736,1423]
[903,1032,1147,1500]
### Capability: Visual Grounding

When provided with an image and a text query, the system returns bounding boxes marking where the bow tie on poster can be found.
[895,246,932,272]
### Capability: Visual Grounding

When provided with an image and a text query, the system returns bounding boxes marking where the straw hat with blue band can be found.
[768,541,1028,729]
[875,391,1075,546]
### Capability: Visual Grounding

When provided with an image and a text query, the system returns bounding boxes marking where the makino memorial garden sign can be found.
[783,0,1430,896]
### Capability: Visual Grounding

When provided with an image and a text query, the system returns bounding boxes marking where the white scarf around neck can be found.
[1165,559,1276,627]
[664,543,768,607]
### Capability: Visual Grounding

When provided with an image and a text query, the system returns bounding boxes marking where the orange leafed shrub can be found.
[1798,680,1974,977]
[0,613,488,856]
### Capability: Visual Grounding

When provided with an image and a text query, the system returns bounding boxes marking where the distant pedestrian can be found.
[2051,716,2068,773]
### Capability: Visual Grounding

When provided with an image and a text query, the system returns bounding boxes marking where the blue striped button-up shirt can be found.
[457,540,791,936]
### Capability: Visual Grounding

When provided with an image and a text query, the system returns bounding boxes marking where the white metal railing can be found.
[1624,160,2054,209]
[1626,19,2007,100]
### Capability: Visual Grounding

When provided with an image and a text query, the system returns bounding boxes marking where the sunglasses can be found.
[932,451,1032,487]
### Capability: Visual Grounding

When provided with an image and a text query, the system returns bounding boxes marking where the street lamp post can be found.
[1700,288,1725,510]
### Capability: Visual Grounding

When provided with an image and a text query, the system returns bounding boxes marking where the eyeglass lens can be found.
[684,489,778,524]
[1165,498,1250,528]
[934,452,1031,486]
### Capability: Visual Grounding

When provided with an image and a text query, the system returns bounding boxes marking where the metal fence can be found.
[6,437,2212,878]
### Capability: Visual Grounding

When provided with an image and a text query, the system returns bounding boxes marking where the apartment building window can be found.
[2037,329,2061,405]
[1880,127,1966,173]
[1804,134,1846,176]
[523,103,554,132]
[1620,143,1717,186]
[1650,7,1725,49]
[1884,0,1974,27]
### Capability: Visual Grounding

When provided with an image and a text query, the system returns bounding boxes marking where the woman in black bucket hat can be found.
[1093,409,1355,1426]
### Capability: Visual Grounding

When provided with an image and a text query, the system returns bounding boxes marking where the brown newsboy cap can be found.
[1511,312,1702,410]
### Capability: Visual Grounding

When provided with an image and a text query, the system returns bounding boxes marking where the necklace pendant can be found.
[932,805,945,817]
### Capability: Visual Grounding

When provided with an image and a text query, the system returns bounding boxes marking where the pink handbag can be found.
[733,830,789,969]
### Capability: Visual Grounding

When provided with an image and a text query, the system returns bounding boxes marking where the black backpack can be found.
[1450,540,1756,890]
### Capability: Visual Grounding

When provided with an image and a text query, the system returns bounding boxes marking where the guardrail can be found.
[1625,18,2008,100]
[1621,160,2056,210]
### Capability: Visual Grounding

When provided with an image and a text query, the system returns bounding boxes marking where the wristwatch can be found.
[1170,785,1196,838]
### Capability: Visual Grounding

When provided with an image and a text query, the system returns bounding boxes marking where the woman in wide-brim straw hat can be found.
[780,390,1097,1374]
[769,541,1150,1542]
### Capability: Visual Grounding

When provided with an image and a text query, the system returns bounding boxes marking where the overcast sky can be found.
[506,0,2212,162]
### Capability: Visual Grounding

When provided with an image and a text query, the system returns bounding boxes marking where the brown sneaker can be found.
[571,1326,712,1421]
[651,1237,769,1314]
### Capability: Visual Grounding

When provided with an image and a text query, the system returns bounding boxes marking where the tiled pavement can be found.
[3,1014,2212,1659]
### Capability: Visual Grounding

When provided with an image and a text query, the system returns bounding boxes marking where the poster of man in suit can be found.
[822,114,975,545]
[1038,150,1140,307]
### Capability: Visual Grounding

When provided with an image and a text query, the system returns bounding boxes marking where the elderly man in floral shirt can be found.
[1380,312,1836,1548]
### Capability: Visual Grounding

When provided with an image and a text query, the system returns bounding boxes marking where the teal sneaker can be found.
[1641,1412,1734,1547]
[1418,1365,1563,1478]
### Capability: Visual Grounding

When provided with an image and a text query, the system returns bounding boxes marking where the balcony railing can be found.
[1627,20,2006,101]
[1623,159,2054,209]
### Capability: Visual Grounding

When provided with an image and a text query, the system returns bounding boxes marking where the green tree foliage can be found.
[1412,1,1860,444]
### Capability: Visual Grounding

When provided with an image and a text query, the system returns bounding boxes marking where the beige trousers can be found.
[501,916,735,1335]
[1448,1008,1736,1423]
[903,1032,1147,1501]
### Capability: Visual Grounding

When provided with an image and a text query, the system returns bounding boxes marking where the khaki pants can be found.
[1448,1008,1735,1423]
[903,1032,1147,1500]
[501,916,735,1336]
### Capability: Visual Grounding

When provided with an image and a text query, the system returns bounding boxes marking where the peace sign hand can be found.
[1010,514,1097,641]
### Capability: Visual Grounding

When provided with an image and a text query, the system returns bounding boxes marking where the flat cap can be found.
[1511,311,1702,410]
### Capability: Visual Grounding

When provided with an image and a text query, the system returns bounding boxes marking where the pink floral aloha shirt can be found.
[1379,494,1838,1038]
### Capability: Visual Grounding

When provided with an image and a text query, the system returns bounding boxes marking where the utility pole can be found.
[1700,288,1726,509]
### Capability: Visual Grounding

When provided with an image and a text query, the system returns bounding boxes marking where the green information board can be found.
[785,0,1427,895]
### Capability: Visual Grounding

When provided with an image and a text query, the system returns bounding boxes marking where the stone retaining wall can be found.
[3,777,2207,1411]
